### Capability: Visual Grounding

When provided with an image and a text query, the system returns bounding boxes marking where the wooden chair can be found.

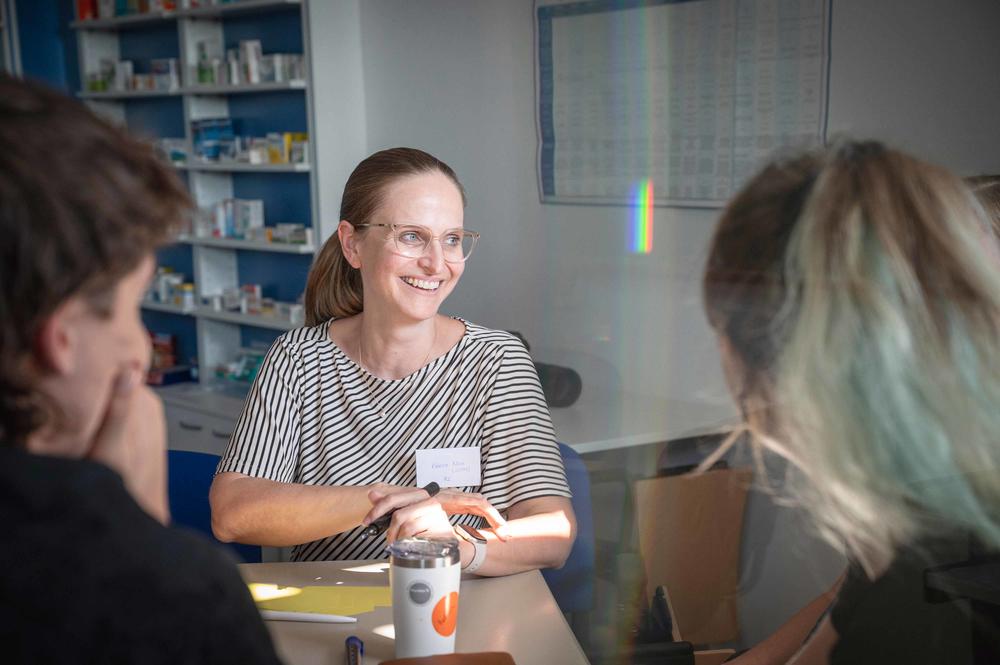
[633,466,754,662]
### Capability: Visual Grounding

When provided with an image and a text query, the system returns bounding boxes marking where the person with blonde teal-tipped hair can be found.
[703,140,1000,665]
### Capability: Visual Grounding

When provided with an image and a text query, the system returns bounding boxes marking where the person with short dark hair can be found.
[0,74,282,665]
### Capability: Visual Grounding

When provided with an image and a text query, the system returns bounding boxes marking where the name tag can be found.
[415,447,481,488]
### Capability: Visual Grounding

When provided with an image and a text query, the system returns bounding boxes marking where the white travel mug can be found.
[389,538,461,658]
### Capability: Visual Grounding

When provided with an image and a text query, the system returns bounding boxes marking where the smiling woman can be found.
[209,148,576,577]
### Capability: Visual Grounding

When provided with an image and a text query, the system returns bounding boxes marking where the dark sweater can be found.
[831,534,1000,664]
[0,446,282,665]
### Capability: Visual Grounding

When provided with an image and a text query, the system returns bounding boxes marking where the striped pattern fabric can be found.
[217,318,571,561]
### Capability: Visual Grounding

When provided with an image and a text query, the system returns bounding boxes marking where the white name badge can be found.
[415,447,481,488]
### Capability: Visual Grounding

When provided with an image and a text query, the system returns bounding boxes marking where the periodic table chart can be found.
[536,0,831,207]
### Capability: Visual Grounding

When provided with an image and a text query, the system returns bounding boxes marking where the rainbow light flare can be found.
[629,178,654,254]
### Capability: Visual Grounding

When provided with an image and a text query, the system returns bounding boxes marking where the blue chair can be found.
[542,443,595,630]
[167,450,262,563]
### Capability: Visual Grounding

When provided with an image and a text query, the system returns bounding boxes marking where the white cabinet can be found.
[161,383,244,453]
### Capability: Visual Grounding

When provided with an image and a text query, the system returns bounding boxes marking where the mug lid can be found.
[388,537,460,568]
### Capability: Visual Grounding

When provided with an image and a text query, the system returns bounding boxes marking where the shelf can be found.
[72,0,302,30]
[176,161,310,173]
[183,0,302,20]
[79,82,304,101]
[71,11,175,30]
[142,301,194,316]
[183,80,306,95]
[144,300,299,330]
[193,307,297,330]
[80,88,182,100]
[178,234,315,253]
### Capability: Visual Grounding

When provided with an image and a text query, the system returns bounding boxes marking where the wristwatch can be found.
[454,524,488,574]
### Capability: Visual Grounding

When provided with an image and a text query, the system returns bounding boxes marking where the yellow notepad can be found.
[249,583,392,616]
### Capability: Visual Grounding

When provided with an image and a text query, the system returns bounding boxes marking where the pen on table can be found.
[345,635,364,665]
[361,482,440,539]
[259,609,356,624]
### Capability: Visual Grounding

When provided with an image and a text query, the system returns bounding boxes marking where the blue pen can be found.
[345,635,364,665]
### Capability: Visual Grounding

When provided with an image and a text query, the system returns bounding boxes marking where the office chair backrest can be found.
[541,442,595,615]
[633,467,752,646]
[167,449,262,563]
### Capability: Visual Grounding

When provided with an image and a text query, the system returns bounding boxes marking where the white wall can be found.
[359,0,731,403]
[828,0,1000,175]
[356,0,1000,406]
[315,0,1000,646]
[306,0,368,241]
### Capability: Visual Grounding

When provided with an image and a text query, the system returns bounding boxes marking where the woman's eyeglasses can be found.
[352,223,480,263]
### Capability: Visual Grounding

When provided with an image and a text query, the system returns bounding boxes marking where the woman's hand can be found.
[363,487,510,542]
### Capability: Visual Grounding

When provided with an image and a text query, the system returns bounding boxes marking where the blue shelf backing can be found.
[124,97,186,139]
[237,251,312,303]
[156,244,195,279]
[223,8,303,54]
[228,92,307,135]
[118,21,180,61]
[232,171,312,224]
[142,309,198,367]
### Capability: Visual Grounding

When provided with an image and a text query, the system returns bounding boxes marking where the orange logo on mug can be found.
[432,591,459,637]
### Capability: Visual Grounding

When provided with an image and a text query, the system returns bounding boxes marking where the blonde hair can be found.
[968,175,1000,239]
[704,141,1000,573]
[304,148,466,325]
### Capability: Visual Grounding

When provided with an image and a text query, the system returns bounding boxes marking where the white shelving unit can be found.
[177,160,310,172]
[72,2,365,463]
[183,79,306,94]
[72,0,329,389]
[79,80,306,100]
[142,300,192,316]
[178,234,315,253]
[70,0,304,30]
[194,307,298,330]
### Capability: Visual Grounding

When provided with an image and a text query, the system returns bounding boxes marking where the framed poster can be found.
[536,0,831,207]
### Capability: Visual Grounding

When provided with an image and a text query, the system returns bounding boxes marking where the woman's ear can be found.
[338,220,363,269]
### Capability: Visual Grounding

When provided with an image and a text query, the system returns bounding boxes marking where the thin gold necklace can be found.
[356,319,437,419]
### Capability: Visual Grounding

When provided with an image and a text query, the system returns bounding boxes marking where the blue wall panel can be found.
[16,0,78,92]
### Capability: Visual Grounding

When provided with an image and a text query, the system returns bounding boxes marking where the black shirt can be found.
[0,446,283,665]
[831,535,999,664]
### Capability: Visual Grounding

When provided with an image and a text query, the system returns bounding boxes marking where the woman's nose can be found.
[418,238,446,272]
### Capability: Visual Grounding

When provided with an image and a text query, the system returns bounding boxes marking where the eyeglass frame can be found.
[350,222,481,263]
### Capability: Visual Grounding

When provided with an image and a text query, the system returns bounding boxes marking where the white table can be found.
[549,387,738,454]
[239,560,591,665]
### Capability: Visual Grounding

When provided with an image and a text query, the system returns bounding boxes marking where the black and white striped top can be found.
[217,318,571,561]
